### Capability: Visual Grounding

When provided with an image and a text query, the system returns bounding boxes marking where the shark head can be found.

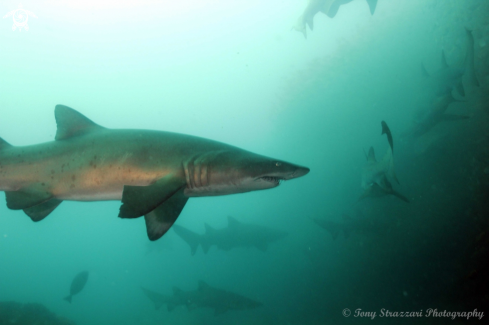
[183,150,309,197]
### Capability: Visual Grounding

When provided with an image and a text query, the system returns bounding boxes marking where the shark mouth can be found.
[259,176,283,185]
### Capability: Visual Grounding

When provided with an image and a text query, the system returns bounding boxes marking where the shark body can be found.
[313,214,386,239]
[141,287,195,312]
[173,216,288,255]
[0,106,309,240]
[361,121,408,203]
[142,281,262,316]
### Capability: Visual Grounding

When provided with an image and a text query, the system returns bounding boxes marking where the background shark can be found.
[142,281,262,316]
[293,0,378,38]
[361,121,409,203]
[312,214,388,239]
[402,91,468,139]
[421,28,479,98]
[173,216,288,255]
[0,106,309,241]
[403,28,477,140]
[328,0,378,18]
[141,287,186,311]
[189,281,262,316]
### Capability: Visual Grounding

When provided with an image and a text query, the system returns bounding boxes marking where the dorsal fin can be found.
[367,147,376,162]
[0,137,13,150]
[227,216,240,228]
[441,50,449,68]
[55,105,105,140]
[204,223,215,234]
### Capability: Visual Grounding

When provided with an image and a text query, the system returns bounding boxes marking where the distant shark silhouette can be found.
[173,216,288,255]
[421,28,479,97]
[360,121,409,203]
[141,287,194,312]
[402,91,468,139]
[142,281,262,316]
[328,0,377,17]
[0,105,309,241]
[404,29,477,139]
[293,0,377,38]
[312,214,387,239]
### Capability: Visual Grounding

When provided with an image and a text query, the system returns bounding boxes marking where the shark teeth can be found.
[260,176,283,184]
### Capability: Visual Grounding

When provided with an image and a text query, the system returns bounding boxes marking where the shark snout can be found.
[291,166,310,179]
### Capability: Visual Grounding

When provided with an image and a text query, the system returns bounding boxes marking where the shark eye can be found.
[275,162,282,167]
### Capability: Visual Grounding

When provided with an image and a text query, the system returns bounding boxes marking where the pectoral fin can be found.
[144,188,188,241]
[119,174,185,219]
[5,184,53,210]
[23,199,63,222]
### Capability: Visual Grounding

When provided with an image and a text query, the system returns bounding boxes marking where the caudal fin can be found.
[464,28,480,88]
[366,0,377,15]
[391,190,410,203]
[172,224,201,255]
[381,121,394,153]
[63,295,72,303]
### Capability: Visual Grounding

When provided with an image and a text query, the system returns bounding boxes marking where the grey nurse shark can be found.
[421,29,480,98]
[0,105,309,240]
[173,216,288,255]
[403,29,478,139]
[402,91,467,139]
[293,0,377,38]
[141,287,192,312]
[312,214,388,239]
[360,121,409,203]
[142,281,262,316]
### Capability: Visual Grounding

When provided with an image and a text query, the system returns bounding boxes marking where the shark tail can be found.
[382,144,400,185]
[63,295,72,303]
[172,225,201,256]
[464,28,480,88]
[391,190,410,203]
[381,121,394,153]
[366,0,378,15]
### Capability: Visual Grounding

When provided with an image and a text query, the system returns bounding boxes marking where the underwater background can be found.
[1,0,489,324]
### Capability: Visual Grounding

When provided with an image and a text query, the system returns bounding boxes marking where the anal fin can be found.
[144,188,188,241]
[23,199,63,222]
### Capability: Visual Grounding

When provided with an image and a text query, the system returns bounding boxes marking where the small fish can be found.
[64,271,89,303]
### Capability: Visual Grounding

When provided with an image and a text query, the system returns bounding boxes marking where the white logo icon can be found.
[3,4,37,31]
